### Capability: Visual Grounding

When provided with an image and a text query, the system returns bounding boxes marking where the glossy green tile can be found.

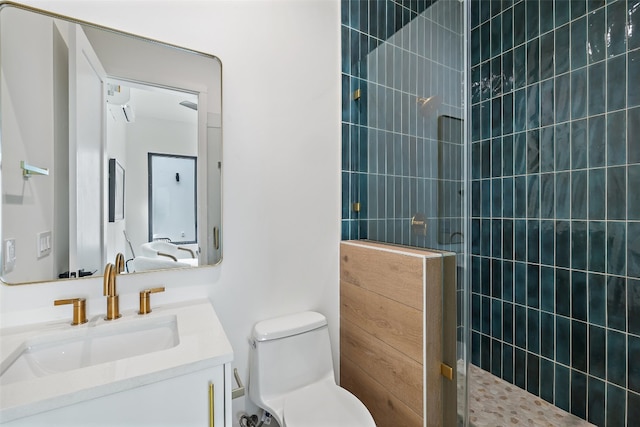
[587,7,605,63]
[628,223,640,278]
[629,50,640,107]
[607,55,626,111]
[608,329,626,387]
[571,369,587,419]
[588,324,606,379]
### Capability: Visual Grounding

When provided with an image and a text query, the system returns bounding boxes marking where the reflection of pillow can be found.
[129,256,190,272]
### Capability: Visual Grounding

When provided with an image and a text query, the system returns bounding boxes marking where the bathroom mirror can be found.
[0,2,222,284]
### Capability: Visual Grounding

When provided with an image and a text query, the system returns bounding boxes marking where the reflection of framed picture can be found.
[108,158,125,222]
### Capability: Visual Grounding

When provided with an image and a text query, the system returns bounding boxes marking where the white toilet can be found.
[248,311,376,427]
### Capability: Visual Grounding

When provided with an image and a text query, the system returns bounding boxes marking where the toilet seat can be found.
[283,381,376,427]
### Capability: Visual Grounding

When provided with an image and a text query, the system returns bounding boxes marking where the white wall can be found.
[1,9,57,283]
[52,21,71,278]
[125,116,198,255]
[0,0,341,423]
[106,107,128,262]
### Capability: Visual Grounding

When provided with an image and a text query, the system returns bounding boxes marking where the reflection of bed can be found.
[140,241,197,262]
[128,256,191,272]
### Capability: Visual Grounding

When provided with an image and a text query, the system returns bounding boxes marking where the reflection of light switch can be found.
[37,231,52,258]
[4,238,16,273]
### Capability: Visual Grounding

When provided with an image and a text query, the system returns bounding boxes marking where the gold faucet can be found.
[103,263,121,320]
[115,252,125,274]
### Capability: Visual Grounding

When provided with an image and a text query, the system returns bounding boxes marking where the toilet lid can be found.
[283,382,376,427]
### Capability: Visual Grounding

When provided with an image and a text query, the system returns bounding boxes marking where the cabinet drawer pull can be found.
[209,382,215,427]
[213,227,220,250]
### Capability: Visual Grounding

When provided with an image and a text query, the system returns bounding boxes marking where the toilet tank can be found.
[249,312,335,407]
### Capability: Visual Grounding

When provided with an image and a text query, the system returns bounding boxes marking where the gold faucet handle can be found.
[139,287,165,315]
[54,298,88,325]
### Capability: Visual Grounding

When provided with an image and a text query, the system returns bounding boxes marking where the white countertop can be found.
[0,299,233,423]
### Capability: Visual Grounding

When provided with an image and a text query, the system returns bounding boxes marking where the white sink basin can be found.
[0,315,178,385]
[0,299,234,424]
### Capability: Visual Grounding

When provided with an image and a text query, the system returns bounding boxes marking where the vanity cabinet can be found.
[4,363,231,426]
[0,300,234,427]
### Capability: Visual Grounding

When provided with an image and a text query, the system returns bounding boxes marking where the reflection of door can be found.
[148,153,197,244]
[69,24,106,275]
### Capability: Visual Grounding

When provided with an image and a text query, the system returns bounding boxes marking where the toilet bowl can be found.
[282,380,375,426]
[248,311,376,427]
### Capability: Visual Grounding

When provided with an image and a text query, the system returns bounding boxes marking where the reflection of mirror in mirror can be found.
[0,3,222,284]
[148,153,198,244]
[107,82,199,272]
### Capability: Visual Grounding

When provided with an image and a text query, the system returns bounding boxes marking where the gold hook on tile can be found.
[441,363,453,381]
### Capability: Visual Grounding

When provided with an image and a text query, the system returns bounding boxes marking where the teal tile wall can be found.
[341,0,464,251]
[470,0,640,425]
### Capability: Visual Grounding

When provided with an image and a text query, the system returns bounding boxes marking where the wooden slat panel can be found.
[340,242,458,426]
[341,318,423,416]
[424,257,443,427]
[341,356,423,427]
[442,254,458,427]
[340,242,424,310]
[341,280,423,363]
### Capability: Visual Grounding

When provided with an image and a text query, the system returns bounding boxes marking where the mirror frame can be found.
[0,1,223,285]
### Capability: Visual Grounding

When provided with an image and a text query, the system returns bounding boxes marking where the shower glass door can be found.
[341,0,468,424]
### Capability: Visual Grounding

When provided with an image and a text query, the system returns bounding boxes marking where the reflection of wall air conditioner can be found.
[106,83,135,123]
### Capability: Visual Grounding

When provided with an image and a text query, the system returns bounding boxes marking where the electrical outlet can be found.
[37,231,52,258]
[4,238,16,273]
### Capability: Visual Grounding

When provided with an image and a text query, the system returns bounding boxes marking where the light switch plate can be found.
[4,238,16,273]
[37,231,52,258]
